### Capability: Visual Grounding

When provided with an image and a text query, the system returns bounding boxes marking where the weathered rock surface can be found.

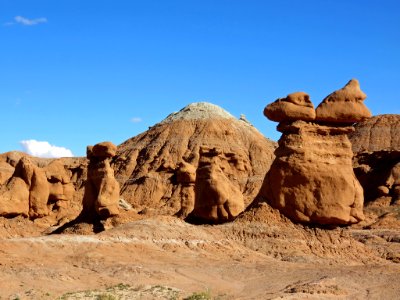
[0,156,49,218]
[258,80,372,226]
[352,150,400,205]
[0,152,85,221]
[188,147,245,223]
[316,79,371,123]
[349,114,400,152]
[45,160,75,213]
[175,161,196,218]
[264,92,316,122]
[257,121,364,225]
[82,142,120,219]
[114,102,276,222]
[349,115,400,210]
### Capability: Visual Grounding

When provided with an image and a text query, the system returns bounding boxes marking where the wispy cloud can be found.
[130,117,142,123]
[20,140,73,158]
[5,16,47,26]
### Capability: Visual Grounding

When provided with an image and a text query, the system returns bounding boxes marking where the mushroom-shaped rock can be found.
[264,92,316,122]
[316,79,372,123]
[91,142,117,158]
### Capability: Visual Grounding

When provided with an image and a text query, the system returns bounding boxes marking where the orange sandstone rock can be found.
[258,121,364,225]
[264,92,316,122]
[316,79,371,123]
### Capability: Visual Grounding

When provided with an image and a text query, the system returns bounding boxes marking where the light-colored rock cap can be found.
[264,92,316,122]
[316,79,372,123]
[161,102,235,124]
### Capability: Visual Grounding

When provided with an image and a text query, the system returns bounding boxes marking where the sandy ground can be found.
[0,214,400,300]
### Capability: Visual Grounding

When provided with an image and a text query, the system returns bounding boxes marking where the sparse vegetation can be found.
[58,284,180,299]
[184,289,212,300]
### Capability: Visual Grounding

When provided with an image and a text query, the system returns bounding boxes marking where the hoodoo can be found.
[258,79,371,225]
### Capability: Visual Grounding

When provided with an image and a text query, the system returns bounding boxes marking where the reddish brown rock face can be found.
[259,79,372,226]
[44,160,74,210]
[82,142,120,219]
[259,121,364,225]
[264,92,316,122]
[316,79,371,123]
[349,114,400,152]
[350,115,400,206]
[188,147,245,223]
[0,156,49,218]
[114,103,276,222]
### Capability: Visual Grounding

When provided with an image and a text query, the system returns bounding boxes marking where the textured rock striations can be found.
[114,102,276,223]
[0,103,276,225]
[0,153,77,220]
[350,115,400,206]
[258,80,369,225]
[264,92,316,122]
[0,156,49,218]
[349,114,400,152]
[316,79,371,123]
[188,147,245,223]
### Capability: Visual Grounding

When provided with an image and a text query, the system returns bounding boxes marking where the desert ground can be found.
[1,205,399,300]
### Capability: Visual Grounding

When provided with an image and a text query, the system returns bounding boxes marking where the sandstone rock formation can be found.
[82,142,120,219]
[0,102,276,225]
[175,161,196,218]
[0,156,49,218]
[349,114,400,152]
[113,102,276,222]
[259,80,370,225]
[45,160,75,212]
[188,147,245,223]
[264,92,316,122]
[316,79,371,123]
[258,121,364,225]
[350,115,400,207]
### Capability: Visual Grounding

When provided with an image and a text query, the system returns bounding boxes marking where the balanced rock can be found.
[82,142,120,219]
[258,81,371,226]
[264,92,316,122]
[316,79,372,123]
[258,121,364,225]
[189,147,244,223]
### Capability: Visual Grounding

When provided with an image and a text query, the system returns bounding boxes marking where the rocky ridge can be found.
[0,102,277,227]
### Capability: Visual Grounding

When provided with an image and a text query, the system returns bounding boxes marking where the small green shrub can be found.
[184,290,212,300]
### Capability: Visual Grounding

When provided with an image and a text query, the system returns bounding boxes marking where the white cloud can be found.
[14,16,47,26]
[130,117,142,123]
[20,140,74,158]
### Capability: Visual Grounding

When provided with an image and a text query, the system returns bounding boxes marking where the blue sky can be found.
[1,0,399,157]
